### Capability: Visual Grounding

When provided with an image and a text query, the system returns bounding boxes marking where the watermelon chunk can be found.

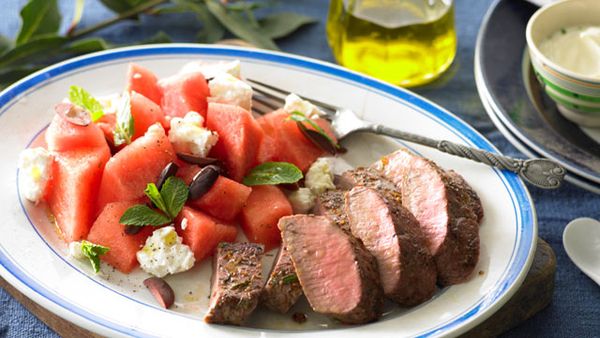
[87,201,155,273]
[130,91,168,140]
[177,163,252,221]
[47,146,111,242]
[126,63,162,105]
[256,110,337,172]
[240,185,292,251]
[176,207,238,261]
[160,71,209,118]
[206,103,264,181]
[190,176,252,222]
[96,124,176,214]
[95,113,116,147]
[46,113,108,152]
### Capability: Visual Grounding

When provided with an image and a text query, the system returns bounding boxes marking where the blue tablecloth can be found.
[1,0,599,337]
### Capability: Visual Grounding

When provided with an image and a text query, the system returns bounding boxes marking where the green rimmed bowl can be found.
[526,0,600,127]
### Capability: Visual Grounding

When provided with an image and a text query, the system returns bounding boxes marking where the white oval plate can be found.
[0,44,537,338]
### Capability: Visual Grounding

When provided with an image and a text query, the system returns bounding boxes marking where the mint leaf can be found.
[160,177,188,219]
[80,240,109,274]
[288,111,339,148]
[113,92,134,146]
[281,273,298,284]
[120,204,172,226]
[243,162,303,186]
[69,86,104,122]
[16,0,61,45]
[145,183,168,214]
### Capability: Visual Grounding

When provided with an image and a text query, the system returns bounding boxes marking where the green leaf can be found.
[243,162,303,186]
[0,35,12,55]
[160,177,188,219]
[145,183,168,215]
[113,91,134,146]
[172,0,225,44]
[80,240,109,273]
[288,111,340,149]
[100,0,145,13]
[119,205,172,226]
[259,13,316,39]
[139,31,172,44]
[281,273,298,284]
[0,35,67,69]
[16,0,61,45]
[204,0,278,50]
[67,0,85,35]
[69,86,105,121]
[63,38,110,54]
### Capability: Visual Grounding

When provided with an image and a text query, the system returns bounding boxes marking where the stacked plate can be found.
[475,0,600,193]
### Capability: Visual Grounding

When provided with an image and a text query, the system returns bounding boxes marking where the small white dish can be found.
[526,0,600,127]
[563,217,600,285]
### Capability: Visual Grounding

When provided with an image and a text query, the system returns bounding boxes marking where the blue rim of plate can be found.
[0,44,536,337]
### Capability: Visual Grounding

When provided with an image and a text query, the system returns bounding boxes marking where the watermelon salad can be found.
[17,60,340,307]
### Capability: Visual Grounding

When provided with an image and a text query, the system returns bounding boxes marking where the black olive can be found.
[189,165,220,200]
[156,162,179,190]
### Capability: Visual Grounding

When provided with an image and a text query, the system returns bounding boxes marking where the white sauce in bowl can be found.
[539,26,600,79]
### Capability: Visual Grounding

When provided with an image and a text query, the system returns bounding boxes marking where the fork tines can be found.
[247,78,337,116]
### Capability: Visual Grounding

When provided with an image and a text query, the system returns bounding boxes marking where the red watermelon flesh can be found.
[206,103,264,182]
[256,111,337,172]
[176,207,238,262]
[87,200,155,273]
[189,175,252,222]
[176,163,251,221]
[160,71,209,119]
[240,185,292,251]
[95,113,116,147]
[126,63,163,105]
[46,113,108,152]
[96,124,176,214]
[47,146,111,242]
[130,91,168,140]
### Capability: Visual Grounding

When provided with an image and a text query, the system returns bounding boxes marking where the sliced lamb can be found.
[445,169,484,224]
[338,168,436,306]
[373,148,480,286]
[205,242,264,325]
[261,246,303,313]
[313,189,351,233]
[278,215,383,324]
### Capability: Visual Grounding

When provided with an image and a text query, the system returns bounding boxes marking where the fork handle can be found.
[371,124,566,189]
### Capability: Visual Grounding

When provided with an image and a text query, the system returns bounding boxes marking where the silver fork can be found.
[247,79,566,189]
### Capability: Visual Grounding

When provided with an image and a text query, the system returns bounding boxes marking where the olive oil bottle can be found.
[327,0,457,87]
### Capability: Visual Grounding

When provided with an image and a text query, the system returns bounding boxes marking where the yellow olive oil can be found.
[327,0,457,87]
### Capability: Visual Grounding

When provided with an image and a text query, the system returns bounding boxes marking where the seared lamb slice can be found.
[205,242,264,325]
[373,148,480,286]
[314,189,351,233]
[279,215,383,324]
[261,246,303,313]
[445,169,484,224]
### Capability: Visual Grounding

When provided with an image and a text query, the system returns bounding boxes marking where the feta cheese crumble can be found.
[287,188,316,214]
[305,157,335,195]
[68,241,85,260]
[180,60,241,79]
[18,147,53,203]
[208,73,253,111]
[284,93,326,119]
[137,226,195,278]
[169,112,218,157]
[96,92,121,115]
